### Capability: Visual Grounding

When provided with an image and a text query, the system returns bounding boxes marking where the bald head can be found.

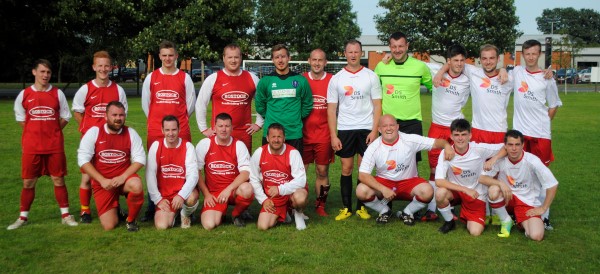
[308,48,327,76]
[379,114,400,143]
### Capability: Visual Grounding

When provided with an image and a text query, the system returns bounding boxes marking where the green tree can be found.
[536,8,600,45]
[131,0,256,61]
[375,0,521,58]
[254,0,360,59]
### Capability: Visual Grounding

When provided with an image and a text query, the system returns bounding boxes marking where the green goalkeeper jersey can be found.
[374,56,433,121]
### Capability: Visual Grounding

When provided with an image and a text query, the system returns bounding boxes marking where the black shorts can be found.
[397,119,423,162]
[336,129,371,158]
[262,137,303,154]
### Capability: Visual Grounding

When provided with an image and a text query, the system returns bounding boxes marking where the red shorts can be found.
[427,123,452,169]
[471,128,505,144]
[449,190,486,225]
[201,190,236,214]
[155,194,184,212]
[375,176,428,201]
[91,174,140,216]
[232,128,252,152]
[506,195,540,224]
[21,153,67,179]
[523,136,554,166]
[260,199,291,222]
[302,142,335,165]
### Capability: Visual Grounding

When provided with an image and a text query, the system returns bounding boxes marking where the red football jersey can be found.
[259,144,294,206]
[156,138,187,198]
[203,136,241,193]
[21,86,64,154]
[92,126,132,178]
[79,81,120,134]
[148,69,190,138]
[302,72,332,144]
[210,70,256,131]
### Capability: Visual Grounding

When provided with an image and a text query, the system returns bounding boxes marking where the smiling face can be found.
[480,49,499,74]
[93,57,112,81]
[223,47,242,73]
[159,47,178,70]
[389,37,409,63]
[450,130,471,153]
[378,114,400,144]
[308,49,327,76]
[448,54,466,76]
[267,127,285,153]
[161,120,179,146]
[272,48,290,74]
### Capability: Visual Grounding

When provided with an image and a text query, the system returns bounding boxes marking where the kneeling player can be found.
[356,115,453,225]
[434,119,506,235]
[146,115,199,229]
[480,130,558,241]
[250,123,308,231]
[78,101,146,231]
[197,113,254,230]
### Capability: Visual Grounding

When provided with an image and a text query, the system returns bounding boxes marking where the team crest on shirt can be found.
[98,149,127,163]
[518,81,528,93]
[161,164,184,176]
[480,77,491,88]
[222,91,249,103]
[208,161,236,174]
[156,90,180,101]
[292,80,299,88]
[29,106,55,118]
[385,84,395,95]
[263,170,289,184]
[92,103,108,115]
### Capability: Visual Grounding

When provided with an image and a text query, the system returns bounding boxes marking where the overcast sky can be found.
[352,0,600,35]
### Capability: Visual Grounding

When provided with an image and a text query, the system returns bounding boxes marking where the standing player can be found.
[72,50,128,223]
[141,40,196,221]
[481,130,558,241]
[255,44,313,152]
[510,39,562,229]
[302,49,334,216]
[146,115,199,229]
[78,101,146,231]
[423,45,471,220]
[356,115,453,225]
[434,119,507,235]
[327,39,382,221]
[196,113,254,230]
[8,59,78,230]
[250,123,308,231]
[195,43,263,151]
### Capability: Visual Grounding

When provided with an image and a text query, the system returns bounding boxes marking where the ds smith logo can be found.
[98,149,126,161]
[264,170,289,183]
[480,77,491,88]
[156,90,180,101]
[29,106,54,118]
[222,91,249,103]
[208,161,235,172]
[161,164,184,175]
[92,103,108,115]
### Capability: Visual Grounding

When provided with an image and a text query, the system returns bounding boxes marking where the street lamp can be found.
[544,18,559,35]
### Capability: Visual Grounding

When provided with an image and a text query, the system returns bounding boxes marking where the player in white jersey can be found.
[327,39,382,221]
[434,119,507,235]
[356,114,453,225]
[480,130,558,241]
[422,45,471,222]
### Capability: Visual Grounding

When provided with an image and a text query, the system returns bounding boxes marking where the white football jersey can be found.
[429,63,470,126]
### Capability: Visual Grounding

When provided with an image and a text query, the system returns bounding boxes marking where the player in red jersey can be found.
[302,49,334,216]
[197,113,254,230]
[196,44,263,151]
[146,115,199,229]
[141,40,196,221]
[72,51,128,223]
[250,123,308,230]
[8,59,78,230]
[78,101,146,231]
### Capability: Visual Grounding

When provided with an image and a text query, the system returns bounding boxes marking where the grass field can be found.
[1,92,599,273]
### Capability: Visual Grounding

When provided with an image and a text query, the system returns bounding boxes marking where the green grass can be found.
[0,93,599,273]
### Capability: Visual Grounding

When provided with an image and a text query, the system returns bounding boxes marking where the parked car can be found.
[578,68,591,83]
[191,68,213,82]
[110,68,139,82]
[555,68,579,84]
